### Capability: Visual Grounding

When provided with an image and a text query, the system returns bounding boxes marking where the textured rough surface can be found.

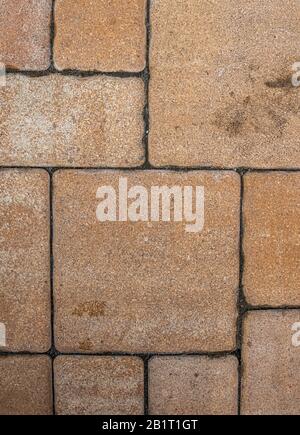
[54,0,146,72]
[0,0,51,70]
[0,75,144,167]
[242,311,300,415]
[54,356,144,415]
[149,0,300,168]
[243,173,300,306]
[0,356,52,415]
[149,356,239,415]
[53,170,240,353]
[0,170,51,352]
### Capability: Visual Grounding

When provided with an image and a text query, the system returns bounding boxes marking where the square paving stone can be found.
[149,0,300,168]
[53,170,240,353]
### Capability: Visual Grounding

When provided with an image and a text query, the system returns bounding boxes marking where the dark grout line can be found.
[142,0,151,167]
[143,356,150,415]
[49,172,56,415]
[237,173,246,416]
[5,68,144,78]
[0,166,299,172]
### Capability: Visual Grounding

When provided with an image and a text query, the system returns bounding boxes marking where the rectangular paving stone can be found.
[242,311,300,415]
[149,0,300,168]
[0,169,51,352]
[54,0,146,72]
[149,356,239,415]
[0,75,144,167]
[243,172,300,307]
[53,170,240,353]
[54,356,144,415]
[0,0,51,70]
[0,356,52,415]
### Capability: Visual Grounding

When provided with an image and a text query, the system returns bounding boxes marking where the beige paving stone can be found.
[54,356,144,415]
[53,170,240,353]
[54,0,146,72]
[149,0,300,168]
[0,356,52,415]
[243,172,300,307]
[149,356,239,415]
[242,310,300,415]
[0,0,51,70]
[0,169,51,352]
[0,74,145,167]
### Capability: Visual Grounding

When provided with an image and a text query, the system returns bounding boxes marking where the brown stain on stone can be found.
[78,338,93,351]
[72,301,106,318]
[265,76,294,89]
[213,70,299,139]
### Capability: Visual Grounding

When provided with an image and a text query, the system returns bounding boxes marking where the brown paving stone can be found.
[242,310,300,415]
[0,74,144,167]
[0,0,51,71]
[243,172,300,307]
[149,0,300,168]
[54,0,146,72]
[53,170,240,353]
[149,356,239,415]
[0,356,52,415]
[54,356,144,415]
[0,170,51,352]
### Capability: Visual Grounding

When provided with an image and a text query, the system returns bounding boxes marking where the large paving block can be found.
[0,170,51,352]
[149,0,300,168]
[243,172,300,306]
[0,75,144,167]
[149,356,239,415]
[0,356,52,415]
[54,0,146,72]
[242,311,300,415]
[53,170,240,353]
[0,0,51,70]
[54,356,144,415]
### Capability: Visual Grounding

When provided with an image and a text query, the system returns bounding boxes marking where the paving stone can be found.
[0,0,51,70]
[149,356,239,415]
[54,356,144,415]
[242,310,300,415]
[54,0,146,72]
[0,75,145,167]
[0,356,52,415]
[53,170,240,353]
[243,172,300,306]
[0,169,51,352]
[149,0,300,168]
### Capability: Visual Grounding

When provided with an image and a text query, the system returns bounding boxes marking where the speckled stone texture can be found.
[149,356,239,415]
[54,0,146,72]
[0,0,51,70]
[54,356,144,415]
[0,170,51,352]
[242,311,300,415]
[149,0,300,168]
[0,356,52,415]
[0,75,145,167]
[53,170,240,353]
[243,172,300,307]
